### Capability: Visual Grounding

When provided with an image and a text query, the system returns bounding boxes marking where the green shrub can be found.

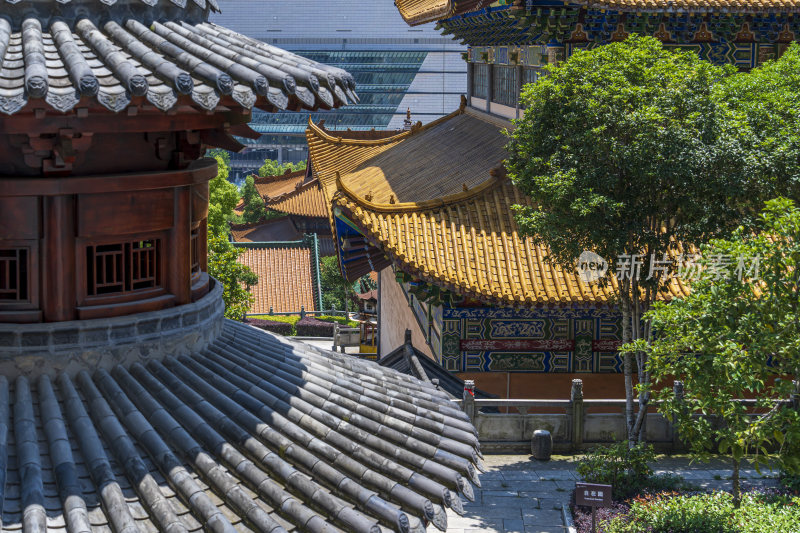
[781,470,800,493]
[604,490,800,533]
[576,441,655,500]
[315,315,359,328]
[247,314,299,335]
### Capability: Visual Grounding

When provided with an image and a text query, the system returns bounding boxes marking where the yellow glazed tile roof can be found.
[307,103,690,307]
[395,0,497,26]
[265,179,328,218]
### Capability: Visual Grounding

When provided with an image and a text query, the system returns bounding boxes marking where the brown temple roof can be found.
[235,240,320,314]
[229,216,303,243]
[308,105,690,307]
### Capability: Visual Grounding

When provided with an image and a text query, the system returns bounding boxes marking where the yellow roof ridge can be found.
[306,95,468,148]
[333,167,506,213]
[265,177,320,203]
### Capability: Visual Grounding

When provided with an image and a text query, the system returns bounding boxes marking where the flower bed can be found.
[295,316,335,337]
[243,317,294,336]
[572,488,800,533]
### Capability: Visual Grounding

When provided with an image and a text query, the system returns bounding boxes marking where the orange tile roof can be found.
[264,179,328,218]
[307,103,690,307]
[235,242,320,314]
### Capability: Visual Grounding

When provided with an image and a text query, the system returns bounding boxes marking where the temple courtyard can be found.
[448,455,780,533]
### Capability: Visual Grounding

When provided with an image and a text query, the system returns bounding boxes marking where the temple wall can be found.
[378,267,434,360]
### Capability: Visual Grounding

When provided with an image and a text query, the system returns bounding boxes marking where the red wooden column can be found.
[42,195,76,322]
[170,185,192,305]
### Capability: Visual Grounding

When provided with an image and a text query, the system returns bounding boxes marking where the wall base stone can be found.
[0,280,224,378]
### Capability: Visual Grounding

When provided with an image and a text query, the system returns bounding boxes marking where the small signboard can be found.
[575,482,612,533]
[575,482,612,507]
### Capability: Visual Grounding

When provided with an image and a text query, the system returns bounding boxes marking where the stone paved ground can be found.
[448,455,780,533]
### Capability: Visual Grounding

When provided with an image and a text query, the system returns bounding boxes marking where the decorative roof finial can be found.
[403,108,413,131]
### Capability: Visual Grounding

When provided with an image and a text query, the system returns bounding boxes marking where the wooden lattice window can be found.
[492,65,518,107]
[472,63,489,99]
[0,248,28,302]
[190,226,201,278]
[86,239,161,296]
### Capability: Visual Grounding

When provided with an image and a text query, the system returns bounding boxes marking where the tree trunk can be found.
[621,281,635,445]
[732,459,741,509]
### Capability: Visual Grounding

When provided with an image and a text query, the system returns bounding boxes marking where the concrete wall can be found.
[378,266,434,360]
[456,371,638,400]
[475,412,674,453]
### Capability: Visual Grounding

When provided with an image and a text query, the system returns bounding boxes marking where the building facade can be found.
[211,0,466,180]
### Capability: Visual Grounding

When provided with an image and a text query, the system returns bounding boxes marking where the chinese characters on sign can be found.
[612,253,761,282]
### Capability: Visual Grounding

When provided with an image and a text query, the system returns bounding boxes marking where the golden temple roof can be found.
[265,178,329,218]
[307,104,690,307]
[395,0,495,26]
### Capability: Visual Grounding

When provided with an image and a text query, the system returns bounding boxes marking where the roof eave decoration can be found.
[396,0,456,26]
[0,2,357,116]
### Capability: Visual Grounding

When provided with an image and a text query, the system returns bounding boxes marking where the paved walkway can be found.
[448,455,780,533]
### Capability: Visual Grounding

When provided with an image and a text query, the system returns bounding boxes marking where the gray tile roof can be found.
[1,320,482,532]
[0,7,357,115]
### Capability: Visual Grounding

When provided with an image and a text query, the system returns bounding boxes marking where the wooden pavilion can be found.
[0,1,483,531]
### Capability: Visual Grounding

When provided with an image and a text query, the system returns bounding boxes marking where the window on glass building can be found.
[472,63,488,99]
[492,65,517,107]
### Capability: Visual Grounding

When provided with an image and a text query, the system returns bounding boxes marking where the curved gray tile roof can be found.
[1,320,482,532]
[0,4,357,115]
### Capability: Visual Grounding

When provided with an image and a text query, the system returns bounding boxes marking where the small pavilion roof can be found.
[0,0,357,115]
[307,103,690,307]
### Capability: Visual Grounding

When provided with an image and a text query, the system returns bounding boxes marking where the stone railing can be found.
[459,379,777,453]
[0,279,224,377]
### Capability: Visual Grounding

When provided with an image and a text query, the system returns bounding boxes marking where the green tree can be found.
[207,153,240,236]
[506,35,761,443]
[641,198,800,507]
[207,232,258,320]
[318,255,373,312]
[257,158,306,178]
[240,175,267,224]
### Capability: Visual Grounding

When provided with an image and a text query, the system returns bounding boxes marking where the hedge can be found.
[244,317,294,336]
[295,316,336,337]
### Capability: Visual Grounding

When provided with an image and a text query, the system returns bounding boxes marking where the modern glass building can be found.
[211,0,466,181]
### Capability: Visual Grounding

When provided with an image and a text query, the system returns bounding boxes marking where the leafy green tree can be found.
[240,174,267,224]
[641,198,800,507]
[207,154,240,236]
[719,44,800,206]
[207,232,258,320]
[318,255,373,312]
[506,35,770,442]
[257,158,306,178]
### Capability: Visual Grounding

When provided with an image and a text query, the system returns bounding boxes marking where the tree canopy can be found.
[641,198,800,506]
[505,36,800,441]
[257,159,306,178]
[207,232,258,319]
[239,174,268,224]
[207,154,240,236]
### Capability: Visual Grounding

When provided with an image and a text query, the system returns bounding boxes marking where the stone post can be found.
[672,380,685,451]
[570,379,584,450]
[792,380,799,411]
[300,306,306,319]
[463,380,476,424]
